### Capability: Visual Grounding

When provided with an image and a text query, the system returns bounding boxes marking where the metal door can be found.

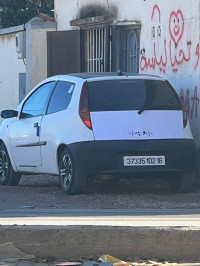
[47,30,81,76]
[120,28,140,73]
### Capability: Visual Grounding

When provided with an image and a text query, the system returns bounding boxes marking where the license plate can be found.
[124,156,165,166]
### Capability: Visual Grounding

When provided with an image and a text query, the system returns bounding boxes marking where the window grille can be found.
[122,29,140,73]
[86,27,107,72]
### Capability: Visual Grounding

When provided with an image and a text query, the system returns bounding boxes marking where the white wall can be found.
[0,26,26,122]
[0,20,56,125]
[25,18,57,93]
[54,0,160,30]
[138,0,200,145]
[54,0,200,146]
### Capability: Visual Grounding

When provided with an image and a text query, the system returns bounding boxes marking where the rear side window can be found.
[87,79,181,112]
[47,81,74,114]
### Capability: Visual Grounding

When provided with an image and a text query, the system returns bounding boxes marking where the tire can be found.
[0,143,21,186]
[59,148,87,195]
[168,172,196,193]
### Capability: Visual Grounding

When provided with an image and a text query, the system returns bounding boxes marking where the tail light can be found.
[79,81,92,130]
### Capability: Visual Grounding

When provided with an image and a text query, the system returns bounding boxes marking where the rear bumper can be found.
[68,139,196,176]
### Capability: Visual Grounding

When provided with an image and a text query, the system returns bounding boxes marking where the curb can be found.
[0,226,200,261]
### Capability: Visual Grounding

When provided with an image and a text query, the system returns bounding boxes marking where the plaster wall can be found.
[138,0,200,145]
[25,18,56,93]
[0,30,26,122]
[28,28,53,90]
[54,0,200,147]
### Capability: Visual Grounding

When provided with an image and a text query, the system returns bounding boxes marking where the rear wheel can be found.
[168,172,196,193]
[59,148,87,194]
[0,143,21,186]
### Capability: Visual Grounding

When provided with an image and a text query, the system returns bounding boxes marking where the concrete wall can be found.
[0,26,26,117]
[54,0,200,148]
[25,18,56,93]
[0,19,57,124]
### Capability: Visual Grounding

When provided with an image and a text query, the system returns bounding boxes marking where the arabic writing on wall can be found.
[140,4,200,74]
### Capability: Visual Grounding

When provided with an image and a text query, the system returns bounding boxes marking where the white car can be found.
[0,72,196,194]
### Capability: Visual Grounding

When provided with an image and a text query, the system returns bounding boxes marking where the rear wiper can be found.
[138,105,179,115]
[138,105,148,115]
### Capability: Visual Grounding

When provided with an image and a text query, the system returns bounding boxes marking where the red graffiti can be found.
[169,41,191,73]
[180,87,199,119]
[151,4,161,22]
[191,86,199,118]
[154,40,167,72]
[169,10,184,48]
[140,51,155,71]
[140,40,167,73]
[194,43,200,70]
[140,5,196,73]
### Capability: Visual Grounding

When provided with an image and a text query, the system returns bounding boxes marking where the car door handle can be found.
[34,122,39,128]
[33,122,40,136]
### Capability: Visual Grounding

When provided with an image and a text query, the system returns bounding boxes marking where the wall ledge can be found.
[70,14,114,27]
[0,25,25,35]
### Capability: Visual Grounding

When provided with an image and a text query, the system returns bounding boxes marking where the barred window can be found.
[85,27,109,72]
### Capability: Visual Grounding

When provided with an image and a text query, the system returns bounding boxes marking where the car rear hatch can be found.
[81,78,185,141]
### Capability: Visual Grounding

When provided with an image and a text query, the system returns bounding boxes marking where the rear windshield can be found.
[87,79,181,112]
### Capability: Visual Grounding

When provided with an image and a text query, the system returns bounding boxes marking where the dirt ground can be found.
[1,174,200,210]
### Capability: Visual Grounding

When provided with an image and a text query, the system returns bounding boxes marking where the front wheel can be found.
[0,143,21,186]
[168,172,196,193]
[59,148,87,195]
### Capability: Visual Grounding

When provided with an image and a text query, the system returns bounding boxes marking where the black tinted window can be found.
[47,81,74,114]
[21,82,55,118]
[87,79,181,111]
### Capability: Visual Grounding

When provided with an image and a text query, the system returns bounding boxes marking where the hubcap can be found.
[60,154,72,188]
[0,150,8,181]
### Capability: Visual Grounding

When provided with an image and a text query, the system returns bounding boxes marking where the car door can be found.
[9,81,56,171]
[39,80,75,173]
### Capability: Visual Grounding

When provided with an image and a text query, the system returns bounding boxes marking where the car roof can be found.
[50,72,166,84]
[68,72,162,79]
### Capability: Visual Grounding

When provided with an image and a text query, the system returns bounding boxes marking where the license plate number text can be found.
[124,156,165,166]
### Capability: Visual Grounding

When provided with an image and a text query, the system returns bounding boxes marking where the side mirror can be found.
[1,110,18,119]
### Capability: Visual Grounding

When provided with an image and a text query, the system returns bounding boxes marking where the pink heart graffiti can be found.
[169,10,184,47]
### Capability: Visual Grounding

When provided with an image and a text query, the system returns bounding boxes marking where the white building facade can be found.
[0,0,200,156]
[53,0,200,150]
[0,26,26,114]
[0,18,56,123]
